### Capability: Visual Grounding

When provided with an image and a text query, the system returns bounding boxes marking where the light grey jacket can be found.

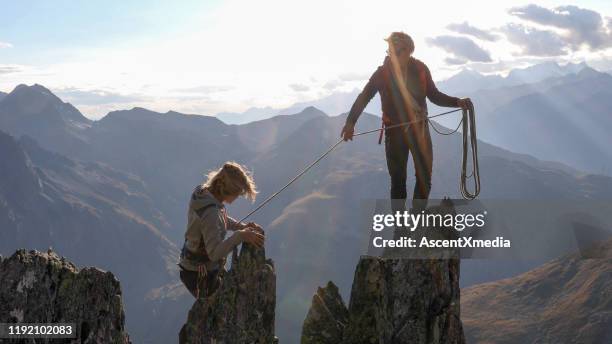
[179,185,243,271]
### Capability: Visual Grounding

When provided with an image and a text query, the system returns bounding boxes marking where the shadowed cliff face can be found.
[302,256,464,344]
[0,249,131,344]
[180,244,277,343]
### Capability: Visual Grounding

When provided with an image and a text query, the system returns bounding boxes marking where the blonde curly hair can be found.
[203,161,258,202]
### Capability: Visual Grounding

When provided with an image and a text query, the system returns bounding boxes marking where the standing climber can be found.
[178,161,265,300]
[340,32,472,209]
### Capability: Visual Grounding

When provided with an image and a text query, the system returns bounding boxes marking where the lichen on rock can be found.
[342,256,464,344]
[179,243,277,343]
[0,249,131,343]
[302,201,466,344]
[301,281,349,344]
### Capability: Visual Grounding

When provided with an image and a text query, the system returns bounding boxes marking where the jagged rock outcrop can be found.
[302,281,349,343]
[302,257,464,344]
[302,202,465,344]
[180,244,277,343]
[0,249,131,343]
[342,257,464,344]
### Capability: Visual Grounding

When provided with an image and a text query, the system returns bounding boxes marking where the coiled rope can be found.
[239,106,480,222]
[459,103,480,200]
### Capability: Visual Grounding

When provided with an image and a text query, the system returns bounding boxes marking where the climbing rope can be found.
[429,115,462,136]
[460,103,480,200]
[238,106,480,222]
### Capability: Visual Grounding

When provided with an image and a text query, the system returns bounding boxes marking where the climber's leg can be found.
[385,127,410,213]
[179,267,207,299]
[408,121,433,210]
[383,127,411,256]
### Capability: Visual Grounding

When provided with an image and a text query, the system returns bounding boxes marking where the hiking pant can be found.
[384,120,433,210]
[179,266,221,299]
[178,267,221,344]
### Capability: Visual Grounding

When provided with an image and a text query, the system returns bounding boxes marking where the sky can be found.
[1,0,612,119]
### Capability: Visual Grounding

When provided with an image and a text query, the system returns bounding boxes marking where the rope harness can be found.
[239,105,480,223]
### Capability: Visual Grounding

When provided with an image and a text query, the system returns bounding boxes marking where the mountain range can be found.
[0,129,177,342]
[1,81,611,343]
[214,61,612,176]
[437,61,589,95]
[462,239,612,343]
[474,67,612,175]
[215,61,594,124]
[427,63,612,176]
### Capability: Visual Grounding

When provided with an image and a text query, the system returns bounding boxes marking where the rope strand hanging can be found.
[460,102,480,200]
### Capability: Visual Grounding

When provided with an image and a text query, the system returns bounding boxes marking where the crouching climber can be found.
[178,161,265,300]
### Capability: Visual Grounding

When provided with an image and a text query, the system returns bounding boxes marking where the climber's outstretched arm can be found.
[346,66,382,125]
[342,66,383,141]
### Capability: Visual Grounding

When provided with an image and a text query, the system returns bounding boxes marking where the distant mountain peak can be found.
[440,69,505,94]
[0,84,90,126]
[10,83,60,101]
[216,106,279,125]
[562,61,588,72]
[537,60,560,67]
[31,83,54,93]
[576,66,604,78]
[103,107,160,121]
[455,68,484,77]
[298,106,327,117]
[506,61,590,84]
[129,106,158,114]
[439,60,592,94]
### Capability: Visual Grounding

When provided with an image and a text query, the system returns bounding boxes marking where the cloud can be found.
[320,72,370,91]
[427,35,492,63]
[508,4,612,50]
[53,87,147,105]
[289,83,310,92]
[337,72,370,82]
[501,23,568,56]
[444,57,468,65]
[323,79,343,91]
[0,41,12,48]
[172,85,234,94]
[0,65,24,74]
[447,22,500,41]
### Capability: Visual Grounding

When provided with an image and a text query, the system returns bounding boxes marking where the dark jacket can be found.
[346,56,459,125]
